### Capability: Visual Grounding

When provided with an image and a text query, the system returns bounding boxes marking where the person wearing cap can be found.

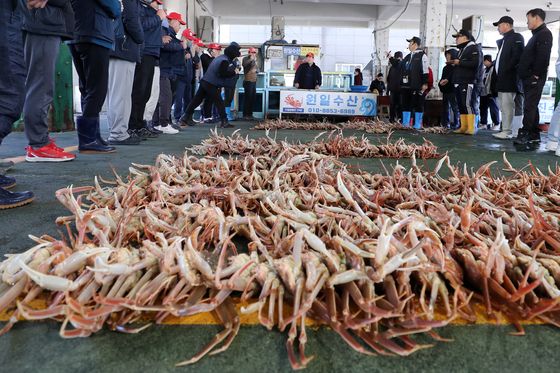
[199,42,222,122]
[242,47,259,120]
[491,15,525,139]
[173,30,196,125]
[400,37,429,129]
[514,8,553,148]
[369,73,386,96]
[294,52,322,90]
[450,29,482,135]
[68,0,121,153]
[479,55,500,130]
[439,49,460,129]
[129,1,165,139]
[386,51,403,123]
[179,42,242,128]
[151,11,185,135]
[106,0,145,146]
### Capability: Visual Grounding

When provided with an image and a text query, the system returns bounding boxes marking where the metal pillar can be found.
[49,43,74,132]
[419,0,447,98]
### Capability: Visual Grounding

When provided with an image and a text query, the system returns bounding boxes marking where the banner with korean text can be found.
[279,90,377,117]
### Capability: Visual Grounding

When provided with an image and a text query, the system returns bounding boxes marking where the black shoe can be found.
[108,136,142,146]
[170,123,184,131]
[77,116,116,154]
[179,115,196,127]
[137,128,159,139]
[220,121,235,128]
[513,132,540,146]
[0,174,16,189]
[242,116,256,121]
[146,125,163,135]
[0,187,34,209]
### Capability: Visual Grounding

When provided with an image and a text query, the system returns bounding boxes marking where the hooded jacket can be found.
[452,40,482,85]
[202,43,241,88]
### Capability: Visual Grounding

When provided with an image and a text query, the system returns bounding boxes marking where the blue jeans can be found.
[442,92,460,127]
[0,1,25,144]
[173,79,192,120]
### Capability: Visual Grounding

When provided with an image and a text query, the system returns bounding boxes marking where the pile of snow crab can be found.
[190,130,440,159]
[1,144,560,369]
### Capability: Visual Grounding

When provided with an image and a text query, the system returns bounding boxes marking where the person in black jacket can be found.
[0,0,35,209]
[173,31,196,125]
[450,29,482,135]
[369,73,386,95]
[21,0,76,161]
[514,8,553,147]
[107,0,144,146]
[492,16,525,139]
[386,51,403,123]
[69,0,121,153]
[180,42,241,128]
[152,11,185,134]
[479,55,500,129]
[400,37,429,129]
[199,42,222,122]
[439,49,460,129]
[294,53,322,90]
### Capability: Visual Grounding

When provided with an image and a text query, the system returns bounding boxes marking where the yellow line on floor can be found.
[1,145,79,165]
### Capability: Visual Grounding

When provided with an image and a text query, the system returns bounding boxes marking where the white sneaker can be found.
[546,140,559,152]
[492,131,512,140]
[155,125,179,134]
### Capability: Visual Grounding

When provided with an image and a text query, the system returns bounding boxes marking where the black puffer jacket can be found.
[111,0,144,63]
[386,57,402,93]
[495,29,524,92]
[518,23,553,80]
[452,41,481,84]
[22,0,74,40]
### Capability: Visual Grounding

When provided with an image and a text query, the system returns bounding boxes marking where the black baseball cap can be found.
[452,29,473,40]
[493,16,514,26]
[406,36,421,45]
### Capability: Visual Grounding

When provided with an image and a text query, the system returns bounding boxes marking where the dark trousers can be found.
[521,77,546,135]
[129,54,157,130]
[401,89,424,114]
[69,43,110,118]
[224,87,235,107]
[243,80,257,117]
[455,83,476,114]
[152,75,174,127]
[173,79,192,120]
[442,92,460,127]
[389,91,401,122]
[0,2,25,144]
[23,33,61,148]
[202,98,214,119]
[479,95,500,125]
[184,80,226,122]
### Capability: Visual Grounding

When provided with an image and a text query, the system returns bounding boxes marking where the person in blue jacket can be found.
[68,0,121,153]
[152,11,185,134]
[106,0,144,146]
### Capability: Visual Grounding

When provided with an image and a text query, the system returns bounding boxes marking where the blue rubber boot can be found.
[414,112,423,129]
[402,111,411,127]
[77,116,116,154]
[225,107,235,121]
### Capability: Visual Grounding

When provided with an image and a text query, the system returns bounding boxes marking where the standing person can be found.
[22,0,76,162]
[450,29,482,135]
[151,11,185,134]
[129,0,164,139]
[514,8,553,148]
[353,67,363,86]
[492,15,525,139]
[439,49,460,129]
[173,32,195,126]
[0,0,35,208]
[386,51,403,123]
[479,55,500,129]
[547,43,560,155]
[68,0,120,153]
[369,73,386,95]
[200,42,221,122]
[242,47,258,121]
[400,37,429,129]
[179,42,242,129]
[294,53,322,90]
[106,0,144,146]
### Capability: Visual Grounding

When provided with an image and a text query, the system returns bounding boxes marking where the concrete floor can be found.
[1,120,559,372]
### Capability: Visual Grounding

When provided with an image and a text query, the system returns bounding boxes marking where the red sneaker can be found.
[25,141,76,162]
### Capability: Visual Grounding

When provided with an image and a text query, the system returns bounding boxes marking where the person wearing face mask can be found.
[450,29,482,135]
[179,42,241,128]
[400,37,429,129]
[293,52,322,90]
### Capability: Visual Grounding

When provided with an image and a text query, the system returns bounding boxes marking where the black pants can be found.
[401,89,424,114]
[521,77,546,135]
[184,80,226,122]
[442,92,460,127]
[224,87,235,107]
[152,75,175,127]
[243,80,256,117]
[129,54,157,130]
[479,95,500,125]
[455,83,476,114]
[69,43,110,118]
[389,91,401,122]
